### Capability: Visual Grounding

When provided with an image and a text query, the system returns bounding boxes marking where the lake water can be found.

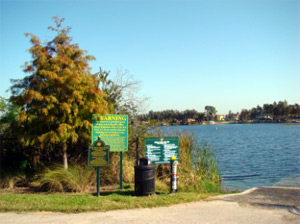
[161,124,300,191]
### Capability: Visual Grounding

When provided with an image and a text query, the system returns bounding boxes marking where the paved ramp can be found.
[216,186,300,214]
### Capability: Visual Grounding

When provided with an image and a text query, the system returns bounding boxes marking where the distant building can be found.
[256,115,273,120]
[215,114,226,121]
[187,118,196,125]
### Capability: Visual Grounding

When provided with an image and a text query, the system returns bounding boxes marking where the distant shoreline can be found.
[158,121,300,127]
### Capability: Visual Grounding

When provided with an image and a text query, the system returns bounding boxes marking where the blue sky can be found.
[0,0,299,114]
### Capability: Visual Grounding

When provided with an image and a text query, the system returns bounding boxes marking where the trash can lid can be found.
[139,158,152,166]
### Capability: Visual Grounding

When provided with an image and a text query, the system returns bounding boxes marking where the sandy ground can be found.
[0,187,299,224]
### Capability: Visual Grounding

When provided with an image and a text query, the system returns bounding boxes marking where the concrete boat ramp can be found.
[0,186,299,224]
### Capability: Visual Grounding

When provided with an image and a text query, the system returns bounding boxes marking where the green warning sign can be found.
[92,114,128,152]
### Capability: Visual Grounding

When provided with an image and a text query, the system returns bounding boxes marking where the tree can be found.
[96,67,148,121]
[292,104,300,118]
[204,106,217,120]
[9,17,108,169]
[0,96,20,133]
[263,103,273,120]
[240,109,250,122]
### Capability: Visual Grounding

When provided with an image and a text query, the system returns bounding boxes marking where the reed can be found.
[153,130,221,193]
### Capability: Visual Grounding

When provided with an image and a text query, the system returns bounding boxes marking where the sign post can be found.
[88,137,110,196]
[145,137,179,164]
[92,114,128,190]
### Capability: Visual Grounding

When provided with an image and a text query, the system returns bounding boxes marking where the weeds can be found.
[153,131,221,193]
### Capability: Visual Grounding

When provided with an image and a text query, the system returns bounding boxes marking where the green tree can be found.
[292,104,300,118]
[204,106,217,120]
[240,109,250,122]
[9,17,108,169]
[263,103,273,120]
[0,96,20,133]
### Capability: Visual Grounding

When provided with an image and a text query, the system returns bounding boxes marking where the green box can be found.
[145,137,179,164]
[92,114,128,152]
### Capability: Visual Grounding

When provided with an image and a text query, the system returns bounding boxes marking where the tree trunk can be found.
[63,143,68,170]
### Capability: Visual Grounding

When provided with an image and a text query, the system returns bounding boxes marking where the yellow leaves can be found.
[72,91,83,105]
[57,123,78,144]
[72,104,78,117]
[50,64,61,73]
[39,131,60,148]
[40,108,48,116]
[27,114,38,123]
[25,32,41,45]
[57,123,72,139]
[64,46,74,56]
[17,110,27,123]
[39,70,58,80]
[82,120,91,130]
[85,55,96,61]
[60,102,71,114]
[22,89,43,103]
[62,67,71,76]
[44,95,58,111]
[23,64,34,73]
[45,95,58,104]
[47,115,56,123]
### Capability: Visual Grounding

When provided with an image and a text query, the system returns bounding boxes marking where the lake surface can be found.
[161,124,300,191]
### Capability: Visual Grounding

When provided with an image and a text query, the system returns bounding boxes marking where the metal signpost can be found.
[145,137,180,164]
[92,114,128,190]
[88,138,110,196]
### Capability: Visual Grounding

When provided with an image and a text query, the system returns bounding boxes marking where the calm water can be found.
[161,124,300,191]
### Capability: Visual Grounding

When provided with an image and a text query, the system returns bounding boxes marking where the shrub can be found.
[0,174,27,189]
[39,164,95,193]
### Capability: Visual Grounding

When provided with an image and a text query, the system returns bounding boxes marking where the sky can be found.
[0,0,299,114]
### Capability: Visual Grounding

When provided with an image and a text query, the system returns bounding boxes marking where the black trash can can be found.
[135,158,155,196]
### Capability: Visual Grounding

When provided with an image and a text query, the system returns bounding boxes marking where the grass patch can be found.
[0,190,218,213]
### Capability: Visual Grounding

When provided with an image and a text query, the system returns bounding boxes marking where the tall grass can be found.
[100,152,135,185]
[153,131,221,193]
[26,129,221,194]
[38,155,135,193]
[39,164,96,193]
[0,174,27,189]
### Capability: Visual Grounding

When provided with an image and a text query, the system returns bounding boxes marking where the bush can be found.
[39,164,95,193]
[0,174,27,189]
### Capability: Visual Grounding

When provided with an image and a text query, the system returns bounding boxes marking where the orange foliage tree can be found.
[10,17,108,169]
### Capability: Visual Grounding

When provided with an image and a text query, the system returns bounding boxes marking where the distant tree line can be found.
[138,109,205,125]
[239,101,300,122]
[138,101,300,125]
